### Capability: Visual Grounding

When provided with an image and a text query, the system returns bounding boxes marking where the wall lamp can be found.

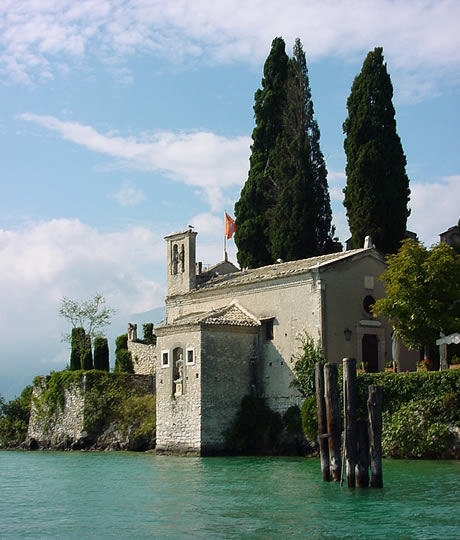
[344,328,352,342]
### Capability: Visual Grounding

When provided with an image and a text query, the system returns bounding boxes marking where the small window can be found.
[186,347,195,365]
[264,319,274,340]
[363,295,376,315]
[161,350,169,367]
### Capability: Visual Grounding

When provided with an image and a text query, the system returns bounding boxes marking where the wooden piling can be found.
[343,358,357,488]
[315,362,330,482]
[355,420,370,487]
[368,385,383,488]
[324,363,342,481]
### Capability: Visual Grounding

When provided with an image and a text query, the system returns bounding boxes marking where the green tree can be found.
[343,47,410,254]
[234,37,289,268]
[114,334,134,374]
[270,39,335,261]
[0,386,33,447]
[59,293,116,344]
[373,240,460,362]
[70,327,85,371]
[81,334,93,370]
[93,336,110,371]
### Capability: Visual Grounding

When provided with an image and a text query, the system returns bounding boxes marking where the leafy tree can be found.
[0,386,33,447]
[373,239,460,363]
[59,293,116,345]
[93,336,110,371]
[234,37,289,268]
[343,47,410,254]
[271,39,335,261]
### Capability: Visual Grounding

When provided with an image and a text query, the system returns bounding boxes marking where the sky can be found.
[1,0,459,399]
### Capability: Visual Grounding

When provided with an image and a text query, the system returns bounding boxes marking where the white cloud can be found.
[111,181,145,206]
[408,175,460,246]
[20,112,251,210]
[2,1,460,100]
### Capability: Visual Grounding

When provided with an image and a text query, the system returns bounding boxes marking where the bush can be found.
[70,327,85,371]
[93,337,109,371]
[114,349,134,374]
[142,323,156,344]
[224,396,282,455]
[282,405,302,435]
[0,386,33,447]
[292,331,325,398]
[81,334,93,370]
[301,396,317,441]
[116,334,128,352]
[356,369,460,458]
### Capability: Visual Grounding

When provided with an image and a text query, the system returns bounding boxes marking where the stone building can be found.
[133,228,416,456]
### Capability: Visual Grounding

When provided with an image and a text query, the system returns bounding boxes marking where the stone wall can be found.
[128,340,156,375]
[27,373,155,451]
[28,376,85,446]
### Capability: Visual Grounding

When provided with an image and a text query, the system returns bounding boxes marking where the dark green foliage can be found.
[235,37,335,268]
[0,386,33,447]
[80,334,93,370]
[224,396,282,454]
[356,370,460,458]
[343,47,410,254]
[114,349,134,374]
[292,331,325,398]
[282,405,302,435]
[142,323,156,344]
[93,337,109,371]
[301,396,318,441]
[373,240,460,355]
[270,39,335,261]
[116,334,128,352]
[235,37,289,269]
[70,327,85,371]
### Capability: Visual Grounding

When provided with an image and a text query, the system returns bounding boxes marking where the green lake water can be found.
[0,451,459,539]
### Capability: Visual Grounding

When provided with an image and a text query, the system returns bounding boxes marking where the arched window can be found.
[172,244,178,274]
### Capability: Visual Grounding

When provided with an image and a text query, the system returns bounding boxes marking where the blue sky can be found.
[1,0,459,399]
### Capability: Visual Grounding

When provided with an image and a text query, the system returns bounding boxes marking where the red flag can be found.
[225,212,236,239]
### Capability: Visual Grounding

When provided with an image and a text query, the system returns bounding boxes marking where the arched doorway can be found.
[362,334,379,372]
[172,347,184,395]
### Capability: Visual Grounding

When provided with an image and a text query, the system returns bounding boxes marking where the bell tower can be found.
[164,229,197,297]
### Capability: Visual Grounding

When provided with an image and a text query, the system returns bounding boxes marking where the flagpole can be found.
[224,211,227,261]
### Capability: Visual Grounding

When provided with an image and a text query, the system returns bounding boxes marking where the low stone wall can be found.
[27,372,156,451]
[128,341,156,375]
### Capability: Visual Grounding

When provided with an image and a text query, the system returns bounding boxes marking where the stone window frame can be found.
[186,347,195,366]
[161,349,170,368]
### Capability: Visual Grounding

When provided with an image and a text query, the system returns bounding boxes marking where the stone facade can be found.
[128,339,156,375]
[154,229,418,455]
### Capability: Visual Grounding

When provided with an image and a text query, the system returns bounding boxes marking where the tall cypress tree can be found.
[270,39,335,261]
[343,47,410,254]
[234,37,289,268]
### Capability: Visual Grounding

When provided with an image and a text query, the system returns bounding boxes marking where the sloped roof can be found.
[164,302,261,328]
[192,248,377,293]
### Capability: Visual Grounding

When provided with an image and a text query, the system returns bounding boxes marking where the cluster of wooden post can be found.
[315,359,383,488]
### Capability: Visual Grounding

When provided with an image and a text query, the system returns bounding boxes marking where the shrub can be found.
[0,386,33,447]
[142,323,156,344]
[70,327,85,371]
[292,332,325,398]
[116,334,128,352]
[282,405,302,435]
[356,369,460,458]
[93,337,109,371]
[224,396,282,454]
[301,396,318,441]
[81,334,93,370]
[114,349,134,374]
